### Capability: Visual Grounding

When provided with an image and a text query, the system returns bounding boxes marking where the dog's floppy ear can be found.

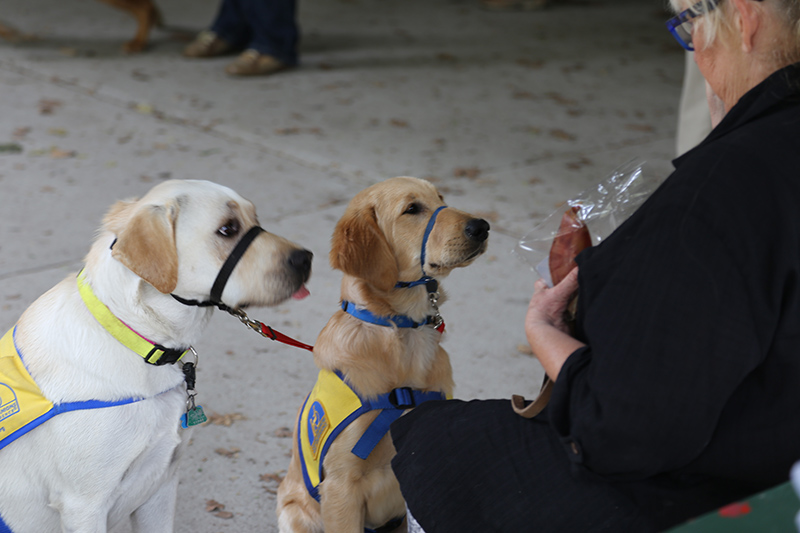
[111,201,180,294]
[330,206,398,291]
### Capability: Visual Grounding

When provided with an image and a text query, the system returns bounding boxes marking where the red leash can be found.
[258,322,314,352]
[227,308,314,352]
[227,307,442,352]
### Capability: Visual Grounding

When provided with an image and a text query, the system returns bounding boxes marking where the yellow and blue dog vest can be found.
[297,369,448,503]
[0,326,148,533]
[0,326,146,453]
[0,271,190,533]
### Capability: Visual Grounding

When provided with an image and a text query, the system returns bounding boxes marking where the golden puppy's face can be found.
[330,176,489,291]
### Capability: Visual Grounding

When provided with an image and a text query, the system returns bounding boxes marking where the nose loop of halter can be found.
[170,225,265,311]
[395,205,448,291]
[419,205,447,276]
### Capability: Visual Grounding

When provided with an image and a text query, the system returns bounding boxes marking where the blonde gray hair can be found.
[669,0,800,62]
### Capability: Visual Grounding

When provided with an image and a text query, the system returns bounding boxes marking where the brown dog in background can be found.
[101,0,162,52]
[0,0,160,53]
[277,176,490,532]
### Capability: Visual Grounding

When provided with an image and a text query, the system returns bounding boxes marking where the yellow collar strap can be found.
[77,270,190,366]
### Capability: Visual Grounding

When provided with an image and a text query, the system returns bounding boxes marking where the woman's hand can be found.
[525,266,585,381]
[526,266,580,335]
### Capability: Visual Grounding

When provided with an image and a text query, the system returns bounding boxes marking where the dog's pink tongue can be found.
[292,285,310,300]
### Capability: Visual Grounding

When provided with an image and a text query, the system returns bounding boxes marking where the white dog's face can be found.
[102,180,312,308]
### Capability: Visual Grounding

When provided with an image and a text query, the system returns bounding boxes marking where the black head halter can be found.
[171,225,265,312]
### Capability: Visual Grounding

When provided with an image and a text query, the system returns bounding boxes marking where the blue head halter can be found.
[341,205,447,331]
[394,205,447,293]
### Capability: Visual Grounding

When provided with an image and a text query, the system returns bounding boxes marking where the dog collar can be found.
[341,300,444,332]
[170,225,265,312]
[394,205,447,292]
[77,270,190,365]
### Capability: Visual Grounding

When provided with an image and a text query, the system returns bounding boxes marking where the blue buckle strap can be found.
[351,409,405,459]
[341,301,431,329]
[390,387,414,409]
[350,386,447,459]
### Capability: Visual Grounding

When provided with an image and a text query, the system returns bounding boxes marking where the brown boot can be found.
[225,50,288,76]
[183,30,234,58]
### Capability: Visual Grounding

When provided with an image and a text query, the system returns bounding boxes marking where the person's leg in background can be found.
[183,0,248,58]
[225,0,299,75]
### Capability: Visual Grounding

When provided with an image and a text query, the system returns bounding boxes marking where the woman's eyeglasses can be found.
[665,0,722,51]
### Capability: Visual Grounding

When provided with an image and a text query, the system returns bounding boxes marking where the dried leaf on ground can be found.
[624,124,655,133]
[215,511,234,519]
[274,427,292,438]
[566,157,592,170]
[215,447,241,458]
[205,500,225,512]
[0,23,37,42]
[453,167,481,179]
[516,58,545,69]
[513,91,536,100]
[38,99,63,115]
[275,127,322,135]
[207,412,246,426]
[49,147,77,159]
[390,119,409,128]
[549,129,576,141]
[260,472,284,483]
[0,144,23,154]
[517,344,534,356]
[544,92,578,106]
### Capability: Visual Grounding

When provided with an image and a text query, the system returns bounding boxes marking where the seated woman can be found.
[390,0,800,530]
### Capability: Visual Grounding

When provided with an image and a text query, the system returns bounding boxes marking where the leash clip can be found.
[428,290,443,329]
[228,307,263,334]
[181,347,208,428]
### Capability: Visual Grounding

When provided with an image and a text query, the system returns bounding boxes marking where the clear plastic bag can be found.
[515,159,660,286]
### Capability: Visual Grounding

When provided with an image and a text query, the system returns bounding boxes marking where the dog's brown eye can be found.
[403,203,423,215]
[218,219,240,237]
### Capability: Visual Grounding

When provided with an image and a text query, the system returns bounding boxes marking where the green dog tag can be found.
[181,405,208,428]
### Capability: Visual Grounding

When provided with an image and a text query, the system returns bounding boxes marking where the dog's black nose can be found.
[288,249,313,278]
[465,218,490,242]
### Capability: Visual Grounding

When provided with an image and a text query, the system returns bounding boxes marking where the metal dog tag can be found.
[181,405,207,428]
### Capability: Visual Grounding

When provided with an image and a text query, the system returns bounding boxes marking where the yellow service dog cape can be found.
[0,272,190,453]
[0,327,145,452]
[298,369,448,502]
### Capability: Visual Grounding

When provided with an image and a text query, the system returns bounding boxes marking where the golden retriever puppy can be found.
[277,176,489,533]
[0,180,311,533]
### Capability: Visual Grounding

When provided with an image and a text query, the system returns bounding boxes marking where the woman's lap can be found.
[391,399,656,533]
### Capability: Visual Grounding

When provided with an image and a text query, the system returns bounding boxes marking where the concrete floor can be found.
[0,0,685,531]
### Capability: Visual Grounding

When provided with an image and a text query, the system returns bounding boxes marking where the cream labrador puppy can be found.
[0,179,312,533]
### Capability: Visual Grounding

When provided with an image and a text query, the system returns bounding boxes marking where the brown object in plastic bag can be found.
[513,206,591,419]
[548,206,592,286]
